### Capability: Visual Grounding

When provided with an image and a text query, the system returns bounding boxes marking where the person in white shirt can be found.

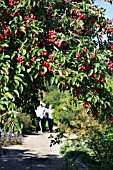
[41,104,49,132]
[48,104,54,132]
[35,102,46,133]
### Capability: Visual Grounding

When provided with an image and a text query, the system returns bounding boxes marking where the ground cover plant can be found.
[0,110,23,146]
[56,103,113,169]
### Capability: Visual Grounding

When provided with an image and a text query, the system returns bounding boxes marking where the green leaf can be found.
[17,63,21,68]
[34,72,39,79]
[4,55,10,58]
[8,102,15,109]
[4,76,9,83]
[20,66,25,71]
[100,100,104,105]
[50,77,55,85]
[95,63,100,68]
[0,105,5,110]
[94,67,97,73]
[11,52,16,59]
[27,68,31,73]
[43,67,47,73]
[1,43,9,47]
[14,80,19,87]
[55,77,58,84]
[87,97,92,102]
[58,70,62,76]
[88,69,93,76]
[14,75,23,82]
[28,75,33,82]
[28,33,32,38]
[20,26,26,33]
[5,92,13,99]
[32,49,38,57]
[3,67,8,74]
[20,0,25,6]
[21,49,26,55]
[0,75,2,80]
[4,87,9,91]
[32,29,39,35]
[19,84,23,93]
[33,0,36,7]
[70,20,76,27]
[13,90,20,97]
[28,0,31,5]
[6,62,10,68]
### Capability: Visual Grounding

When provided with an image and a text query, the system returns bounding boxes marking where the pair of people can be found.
[35,102,54,133]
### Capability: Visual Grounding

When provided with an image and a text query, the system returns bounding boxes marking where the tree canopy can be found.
[0,0,113,122]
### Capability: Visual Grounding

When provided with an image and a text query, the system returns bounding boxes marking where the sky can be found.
[94,0,113,20]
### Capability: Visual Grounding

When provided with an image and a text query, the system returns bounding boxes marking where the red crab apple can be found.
[83,103,88,108]
[99,79,104,83]
[62,71,66,76]
[47,65,52,72]
[58,27,63,32]
[43,61,50,67]
[76,53,81,58]
[39,71,45,76]
[31,56,36,62]
[110,117,113,124]
[24,16,28,21]
[40,51,49,57]
[100,74,104,78]
[49,54,56,62]
[12,91,15,95]
[0,81,3,85]
[93,73,97,78]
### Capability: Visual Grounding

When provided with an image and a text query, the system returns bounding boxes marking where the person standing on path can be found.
[42,104,49,132]
[48,104,54,133]
[35,102,46,133]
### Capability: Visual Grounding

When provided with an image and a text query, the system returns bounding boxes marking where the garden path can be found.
[0,130,65,170]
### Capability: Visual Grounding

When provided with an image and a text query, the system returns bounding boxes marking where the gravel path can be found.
[0,131,65,170]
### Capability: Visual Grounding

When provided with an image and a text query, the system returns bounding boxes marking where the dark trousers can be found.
[36,117,48,132]
[36,117,41,132]
[41,118,46,132]
[48,118,53,132]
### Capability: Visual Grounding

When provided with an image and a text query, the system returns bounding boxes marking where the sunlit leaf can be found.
[5,92,13,99]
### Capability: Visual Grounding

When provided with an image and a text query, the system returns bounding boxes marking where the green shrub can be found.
[0,110,23,146]
[56,105,113,167]
[1,111,23,134]
[17,112,32,134]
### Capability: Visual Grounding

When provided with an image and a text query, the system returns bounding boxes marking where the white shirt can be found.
[35,106,45,119]
[48,108,54,119]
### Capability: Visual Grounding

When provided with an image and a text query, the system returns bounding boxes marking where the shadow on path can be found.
[0,147,64,170]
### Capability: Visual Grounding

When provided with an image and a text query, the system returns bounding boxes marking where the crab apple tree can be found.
[0,0,113,122]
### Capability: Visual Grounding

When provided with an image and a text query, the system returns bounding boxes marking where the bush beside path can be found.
[0,131,65,170]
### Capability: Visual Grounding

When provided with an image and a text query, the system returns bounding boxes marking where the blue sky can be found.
[94,0,113,19]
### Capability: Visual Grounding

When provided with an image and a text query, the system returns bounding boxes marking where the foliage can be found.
[56,105,113,167]
[42,86,69,107]
[0,110,23,134]
[0,129,22,146]
[0,110,23,146]
[60,141,113,170]
[17,110,33,134]
[0,0,113,123]
[72,110,113,165]
[44,77,113,168]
